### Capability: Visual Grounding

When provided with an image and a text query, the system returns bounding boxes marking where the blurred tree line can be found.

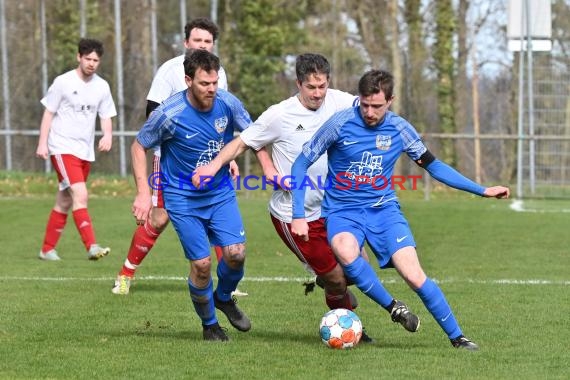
[2,0,570,186]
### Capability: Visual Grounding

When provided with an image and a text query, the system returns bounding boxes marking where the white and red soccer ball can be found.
[319,308,363,349]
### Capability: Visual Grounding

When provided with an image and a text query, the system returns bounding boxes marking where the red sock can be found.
[325,291,353,310]
[119,220,160,277]
[41,209,68,253]
[214,246,223,262]
[72,208,96,250]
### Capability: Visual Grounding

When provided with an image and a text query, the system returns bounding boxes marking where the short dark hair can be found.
[183,49,220,78]
[78,38,104,57]
[358,70,394,100]
[295,53,331,83]
[184,17,219,41]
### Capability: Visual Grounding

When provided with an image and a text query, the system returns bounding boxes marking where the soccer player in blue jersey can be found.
[113,18,247,296]
[290,69,510,351]
[131,49,252,341]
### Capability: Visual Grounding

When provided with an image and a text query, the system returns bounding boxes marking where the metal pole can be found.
[114,0,126,177]
[210,0,218,55]
[180,0,187,35]
[332,0,338,86]
[525,0,535,195]
[516,1,525,199]
[471,48,481,183]
[150,0,158,74]
[79,0,86,37]
[40,0,50,173]
[0,0,12,170]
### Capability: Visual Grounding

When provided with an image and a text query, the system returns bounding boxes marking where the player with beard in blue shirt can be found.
[291,69,510,351]
[132,50,252,341]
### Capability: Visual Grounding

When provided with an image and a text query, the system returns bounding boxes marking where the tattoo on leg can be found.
[224,243,246,265]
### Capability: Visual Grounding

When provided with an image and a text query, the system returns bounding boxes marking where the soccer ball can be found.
[319,308,363,349]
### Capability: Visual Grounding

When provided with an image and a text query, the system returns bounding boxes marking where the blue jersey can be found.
[137,88,252,207]
[292,108,427,217]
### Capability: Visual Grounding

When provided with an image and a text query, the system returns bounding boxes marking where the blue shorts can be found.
[164,193,245,261]
[325,201,415,268]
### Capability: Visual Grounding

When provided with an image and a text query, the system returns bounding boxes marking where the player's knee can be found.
[150,208,169,231]
[71,193,89,209]
[191,257,212,281]
[331,232,360,265]
[223,243,246,267]
[57,197,73,211]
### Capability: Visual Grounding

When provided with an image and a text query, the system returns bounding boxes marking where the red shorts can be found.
[151,153,164,208]
[270,214,338,276]
[51,154,91,191]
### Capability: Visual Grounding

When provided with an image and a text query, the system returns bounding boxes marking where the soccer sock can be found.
[72,208,96,251]
[342,256,393,309]
[325,290,353,310]
[214,246,223,262]
[119,221,161,277]
[41,209,68,253]
[188,277,217,326]
[416,278,462,339]
[215,259,244,302]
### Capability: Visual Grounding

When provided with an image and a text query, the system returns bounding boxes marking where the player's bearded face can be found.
[186,68,219,111]
[297,73,329,111]
[359,91,392,127]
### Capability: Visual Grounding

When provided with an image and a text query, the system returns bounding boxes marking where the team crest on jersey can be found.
[215,116,228,133]
[376,135,391,150]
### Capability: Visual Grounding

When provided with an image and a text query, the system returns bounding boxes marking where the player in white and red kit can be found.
[36,38,117,261]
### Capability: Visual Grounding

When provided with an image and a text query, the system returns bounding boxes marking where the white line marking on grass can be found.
[0,276,568,285]
[510,199,570,213]
[510,199,525,212]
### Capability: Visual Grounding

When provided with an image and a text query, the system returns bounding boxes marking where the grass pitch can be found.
[0,182,568,379]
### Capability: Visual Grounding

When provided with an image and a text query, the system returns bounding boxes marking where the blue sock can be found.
[215,258,244,302]
[342,256,393,308]
[188,277,217,326]
[416,278,462,339]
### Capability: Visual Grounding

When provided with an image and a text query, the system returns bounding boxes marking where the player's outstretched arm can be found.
[255,148,291,190]
[483,186,510,199]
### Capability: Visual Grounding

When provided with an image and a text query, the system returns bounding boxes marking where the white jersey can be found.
[240,89,357,222]
[146,54,228,156]
[41,69,117,162]
[146,54,228,103]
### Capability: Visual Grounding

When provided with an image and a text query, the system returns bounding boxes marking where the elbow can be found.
[131,139,146,155]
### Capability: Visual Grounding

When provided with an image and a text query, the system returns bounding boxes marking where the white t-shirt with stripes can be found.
[146,54,228,157]
[41,69,117,162]
[146,54,228,104]
[240,89,357,222]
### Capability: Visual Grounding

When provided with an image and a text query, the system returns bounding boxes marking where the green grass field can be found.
[0,177,569,379]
